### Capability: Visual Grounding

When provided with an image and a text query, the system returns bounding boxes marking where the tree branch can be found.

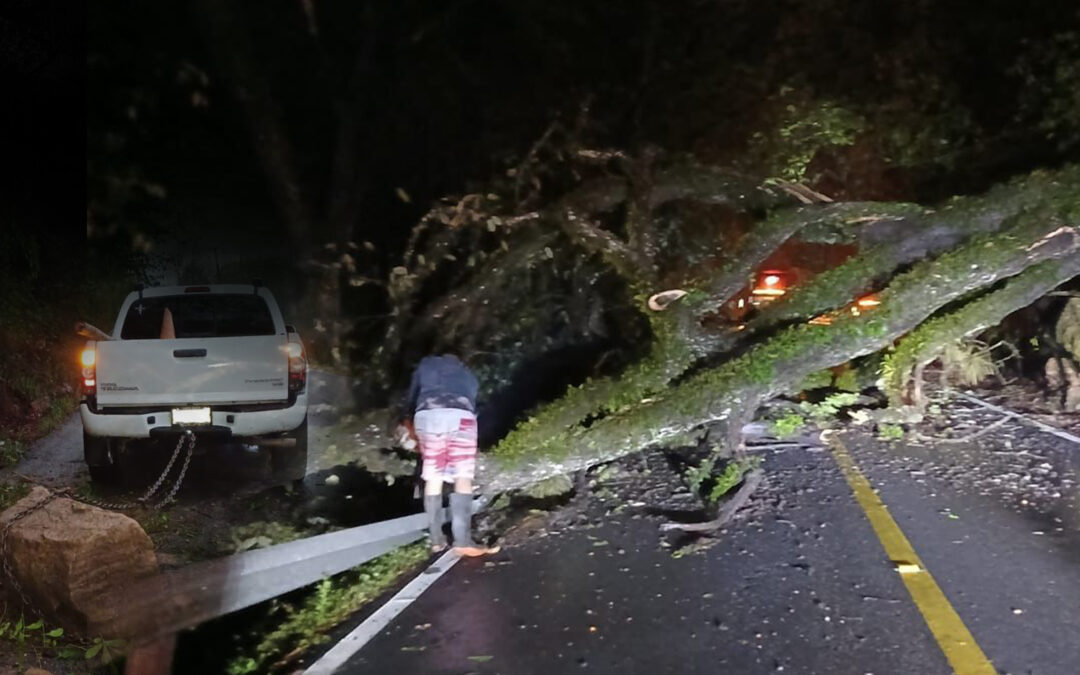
[480,211,1080,492]
[883,255,1080,404]
[624,148,660,273]
[660,468,764,532]
[693,201,924,316]
[555,206,647,281]
[749,166,1080,330]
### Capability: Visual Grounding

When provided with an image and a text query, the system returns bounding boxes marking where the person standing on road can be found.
[401,354,499,557]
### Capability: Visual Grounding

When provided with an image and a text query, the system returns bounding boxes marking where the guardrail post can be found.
[124,634,177,675]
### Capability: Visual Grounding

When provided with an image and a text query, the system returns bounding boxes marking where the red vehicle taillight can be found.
[751,271,788,298]
[80,343,97,397]
[288,340,307,394]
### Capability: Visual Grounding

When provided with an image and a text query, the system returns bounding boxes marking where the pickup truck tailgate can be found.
[95,336,289,407]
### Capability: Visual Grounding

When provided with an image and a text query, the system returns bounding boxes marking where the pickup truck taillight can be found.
[80,343,97,397]
[288,340,307,394]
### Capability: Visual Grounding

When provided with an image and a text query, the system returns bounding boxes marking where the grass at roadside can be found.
[0,611,120,675]
[0,482,30,513]
[224,542,430,674]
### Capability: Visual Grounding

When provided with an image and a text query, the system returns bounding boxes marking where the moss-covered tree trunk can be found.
[363,147,1077,494]
[472,165,1080,492]
[884,256,1080,405]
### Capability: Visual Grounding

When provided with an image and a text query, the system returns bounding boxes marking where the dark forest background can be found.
[2,0,1079,432]
[4,1,1078,314]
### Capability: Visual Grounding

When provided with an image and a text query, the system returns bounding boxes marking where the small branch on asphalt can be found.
[659,468,763,533]
[743,442,807,451]
[955,390,1080,447]
[938,415,1011,444]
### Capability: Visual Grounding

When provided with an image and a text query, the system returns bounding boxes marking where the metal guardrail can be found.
[98,513,429,643]
[109,496,488,674]
[96,514,435,675]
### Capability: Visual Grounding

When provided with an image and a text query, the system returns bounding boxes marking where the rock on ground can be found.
[0,486,157,634]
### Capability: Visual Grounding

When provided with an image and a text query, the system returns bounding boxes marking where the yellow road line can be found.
[828,436,996,675]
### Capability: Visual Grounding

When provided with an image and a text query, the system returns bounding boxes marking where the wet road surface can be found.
[336,402,1080,674]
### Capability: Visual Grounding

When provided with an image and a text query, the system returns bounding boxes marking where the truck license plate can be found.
[172,407,212,425]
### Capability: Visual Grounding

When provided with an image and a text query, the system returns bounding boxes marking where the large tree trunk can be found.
[462,165,1076,488]
[883,255,1080,405]
[750,168,1080,330]
[365,152,1076,495]
[477,185,1080,492]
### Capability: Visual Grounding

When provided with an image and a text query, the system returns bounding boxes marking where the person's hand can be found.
[394,421,418,451]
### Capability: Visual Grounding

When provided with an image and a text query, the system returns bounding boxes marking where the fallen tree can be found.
[355,150,1079,497]
[478,201,1080,491]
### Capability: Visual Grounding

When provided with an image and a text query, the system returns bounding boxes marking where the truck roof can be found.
[129,284,273,298]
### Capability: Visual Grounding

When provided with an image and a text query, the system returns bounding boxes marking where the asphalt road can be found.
[338,404,1080,674]
[12,380,1080,674]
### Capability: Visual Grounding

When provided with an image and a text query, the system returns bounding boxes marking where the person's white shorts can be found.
[414,408,477,482]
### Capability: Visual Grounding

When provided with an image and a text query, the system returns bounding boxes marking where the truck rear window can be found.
[120,294,276,339]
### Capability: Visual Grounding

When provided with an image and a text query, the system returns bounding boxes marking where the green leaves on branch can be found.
[686,451,762,503]
[749,94,866,183]
[772,413,806,439]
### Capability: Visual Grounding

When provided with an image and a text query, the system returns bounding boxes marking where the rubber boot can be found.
[424,495,447,552]
[450,493,499,557]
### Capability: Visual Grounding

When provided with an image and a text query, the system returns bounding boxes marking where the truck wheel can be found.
[271,417,308,485]
[84,432,121,484]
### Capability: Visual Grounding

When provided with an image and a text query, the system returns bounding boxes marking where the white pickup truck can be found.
[79,283,308,484]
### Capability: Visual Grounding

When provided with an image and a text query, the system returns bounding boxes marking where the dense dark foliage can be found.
[10,0,1080,464]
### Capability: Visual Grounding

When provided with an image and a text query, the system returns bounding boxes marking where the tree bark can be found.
[479,212,1079,492]
[694,201,926,318]
[883,254,1080,405]
[750,168,1080,329]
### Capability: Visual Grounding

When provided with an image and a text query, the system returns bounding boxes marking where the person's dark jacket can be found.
[403,355,479,416]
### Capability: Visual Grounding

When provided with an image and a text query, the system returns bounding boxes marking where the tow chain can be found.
[69,431,196,511]
[1,432,196,614]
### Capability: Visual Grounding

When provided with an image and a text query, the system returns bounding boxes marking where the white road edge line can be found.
[303,549,462,674]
